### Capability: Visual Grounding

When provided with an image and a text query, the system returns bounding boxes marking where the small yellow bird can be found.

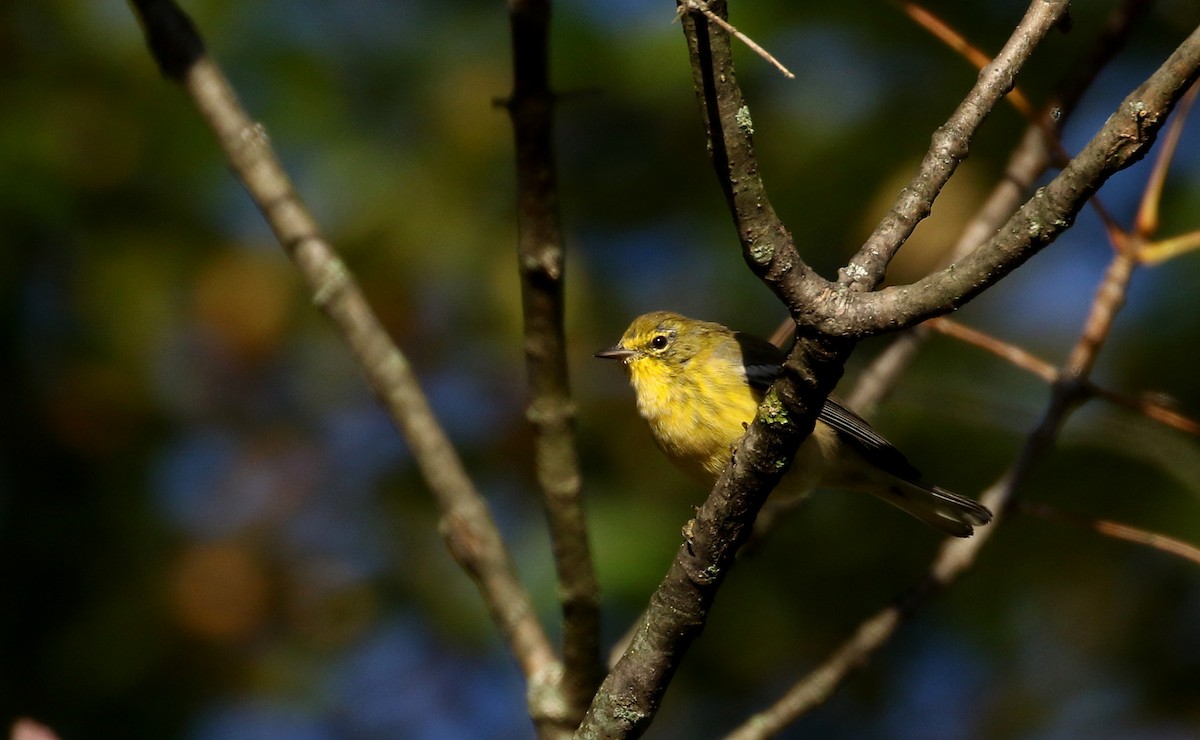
[596,311,992,537]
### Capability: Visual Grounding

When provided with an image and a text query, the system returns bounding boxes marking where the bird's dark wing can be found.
[734,336,935,484]
[732,334,923,482]
[821,398,993,532]
[733,331,786,393]
[817,397,924,483]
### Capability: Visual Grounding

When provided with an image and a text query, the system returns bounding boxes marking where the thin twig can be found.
[1138,229,1200,264]
[681,0,795,79]
[725,468,1014,740]
[1137,81,1199,238]
[926,318,1200,437]
[843,0,1071,290]
[1135,79,1200,263]
[1090,386,1200,436]
[926,317,1057,382]
[898,1,1037,119]
[897,1,1075,171]
[1067,252,1137,379]
[1022,502,1200,566]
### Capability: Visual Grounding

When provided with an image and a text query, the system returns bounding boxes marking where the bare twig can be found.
[842,329,929,415]
[1136,81,1199,238]
[503,0,602,730]
[725,457,1022,738]
[1138,229,1200,264]
[774,22,1200,337]
[847,0,1154,415]
[1090,387,1200,436]
[126,0,560,715]
[1068,253,1136,380]
[1022,502,1200,566]
[898,0,1081,176]
[898,1,1038,120]
[842,0,1071,289]
[1135,79,1200,263]
[926,317,1057,382]
[679,0,795,79]
[925,319,1200,437]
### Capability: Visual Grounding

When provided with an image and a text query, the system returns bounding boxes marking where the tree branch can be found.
[846,0,1154,413]
[724,473,1011,740]
[678,0,1069,329]
[679,0,812,292]
[794,23,1200,336]
[686,1,1198,340]
[1022,502,1200,566]
[842,0,1071,289]
[126,0,561,713]
[504,0,602,729]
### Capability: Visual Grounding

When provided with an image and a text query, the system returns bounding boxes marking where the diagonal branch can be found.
[789,24,1200,336]
[846,0,1154,414]
[898,1,1038,121]
[683,0,1069,309]
[503,0,603,728]
[842,0,1070,289]
[1022,502,1200,567]
[126,0,560,708]
[929,317,1200,436]
[725,469,1014,740]
[1136,79,1199,237]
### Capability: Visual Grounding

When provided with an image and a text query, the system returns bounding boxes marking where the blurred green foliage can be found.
[2,1,1200,738]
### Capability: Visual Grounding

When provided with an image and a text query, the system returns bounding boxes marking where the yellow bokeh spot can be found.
[192,249,296,362]
[170,541,271,641]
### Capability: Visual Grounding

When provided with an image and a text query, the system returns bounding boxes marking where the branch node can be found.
[311,257,350,308]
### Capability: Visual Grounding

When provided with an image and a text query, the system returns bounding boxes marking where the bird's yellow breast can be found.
[625,354,841,489]
[627,355,764,480]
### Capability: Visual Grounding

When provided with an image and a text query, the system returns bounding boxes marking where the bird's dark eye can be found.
[650,334,669,350]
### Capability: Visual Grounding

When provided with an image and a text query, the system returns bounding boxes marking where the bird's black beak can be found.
[594,346,635,361]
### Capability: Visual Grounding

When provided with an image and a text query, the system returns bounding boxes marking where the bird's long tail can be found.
[868,482,993,538]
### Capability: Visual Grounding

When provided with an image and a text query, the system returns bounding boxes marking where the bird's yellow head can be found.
[594,311,712,378]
